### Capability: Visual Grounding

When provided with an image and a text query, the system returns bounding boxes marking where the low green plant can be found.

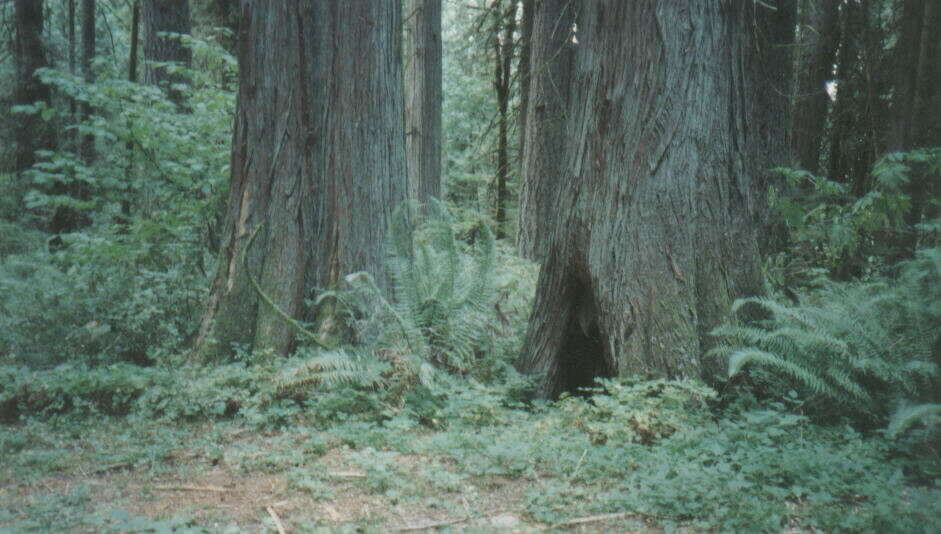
[557,378,716,445]
[286,467,335,501]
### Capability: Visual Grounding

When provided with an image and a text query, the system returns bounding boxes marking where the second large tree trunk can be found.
[520,2,787,397]
[192,2,406,362]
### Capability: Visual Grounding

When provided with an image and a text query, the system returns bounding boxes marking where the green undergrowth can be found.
[2,374,939,533]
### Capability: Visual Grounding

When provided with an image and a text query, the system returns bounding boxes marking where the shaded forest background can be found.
[0,0,940,531]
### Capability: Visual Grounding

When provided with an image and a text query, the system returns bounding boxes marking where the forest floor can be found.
[2,396,936,533]
[0,417,662,533]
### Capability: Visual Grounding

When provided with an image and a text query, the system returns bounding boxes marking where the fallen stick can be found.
[395,517,468,532]
[554,512,633,527]
[92,462,134,474]
[328,471,367,478]
[266,505,288,534]
[155,485,228,493]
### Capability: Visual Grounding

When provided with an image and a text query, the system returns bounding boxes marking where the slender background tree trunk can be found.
[79,0,95,165]
[887,0,940,256]
[492,0,516,240]
[13,0,54,175]
[791,0,838,173]
[142,0,192,106]
[516,0,534,174]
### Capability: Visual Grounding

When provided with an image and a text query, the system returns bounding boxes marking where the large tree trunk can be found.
[12,0,54,175]
[404,0,442,203]
[192,1,406,362]
[141,0,192,105]
[791,0,839,173]
[516,0,575,261]
[520,1,788,398]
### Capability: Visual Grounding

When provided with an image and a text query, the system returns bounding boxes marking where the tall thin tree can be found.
[491,0,516,239]
[12,0,54,175]
[791,0,839,173]
[79,0,95,165]
[141,0,192,106]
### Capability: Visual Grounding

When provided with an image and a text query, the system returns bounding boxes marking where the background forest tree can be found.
[0,1,939,530]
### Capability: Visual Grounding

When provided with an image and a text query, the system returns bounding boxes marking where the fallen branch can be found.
[92,462,134,474]
[395,517,468,532]
[554,512,634,527]
[328,471,367,478]
[155,485,228,493]
[266,505,288,534]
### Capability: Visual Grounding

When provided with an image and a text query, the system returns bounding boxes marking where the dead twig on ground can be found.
[395,517,469,532]
[266,505,288,534]
[553,511,636,527]
[328,471,367,478]
[155,485,228,493]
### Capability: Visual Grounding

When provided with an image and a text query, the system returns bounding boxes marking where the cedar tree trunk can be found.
[520,1,788,398]
[192,1,406,362]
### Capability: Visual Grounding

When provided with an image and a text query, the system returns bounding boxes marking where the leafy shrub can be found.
[769,148,940,279]
[0,363,157,421]
[135,363,273,422]
[0,243,205,367]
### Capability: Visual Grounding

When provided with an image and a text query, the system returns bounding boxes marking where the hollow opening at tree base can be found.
[549,277,616,398]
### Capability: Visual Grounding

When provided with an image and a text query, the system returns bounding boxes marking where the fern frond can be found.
[728,349,835,398]
[887,404,941,438]
[275,349,391,395]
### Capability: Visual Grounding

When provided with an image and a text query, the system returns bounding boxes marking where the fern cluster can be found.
[710,251,940,428]
[274,201,501,401]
